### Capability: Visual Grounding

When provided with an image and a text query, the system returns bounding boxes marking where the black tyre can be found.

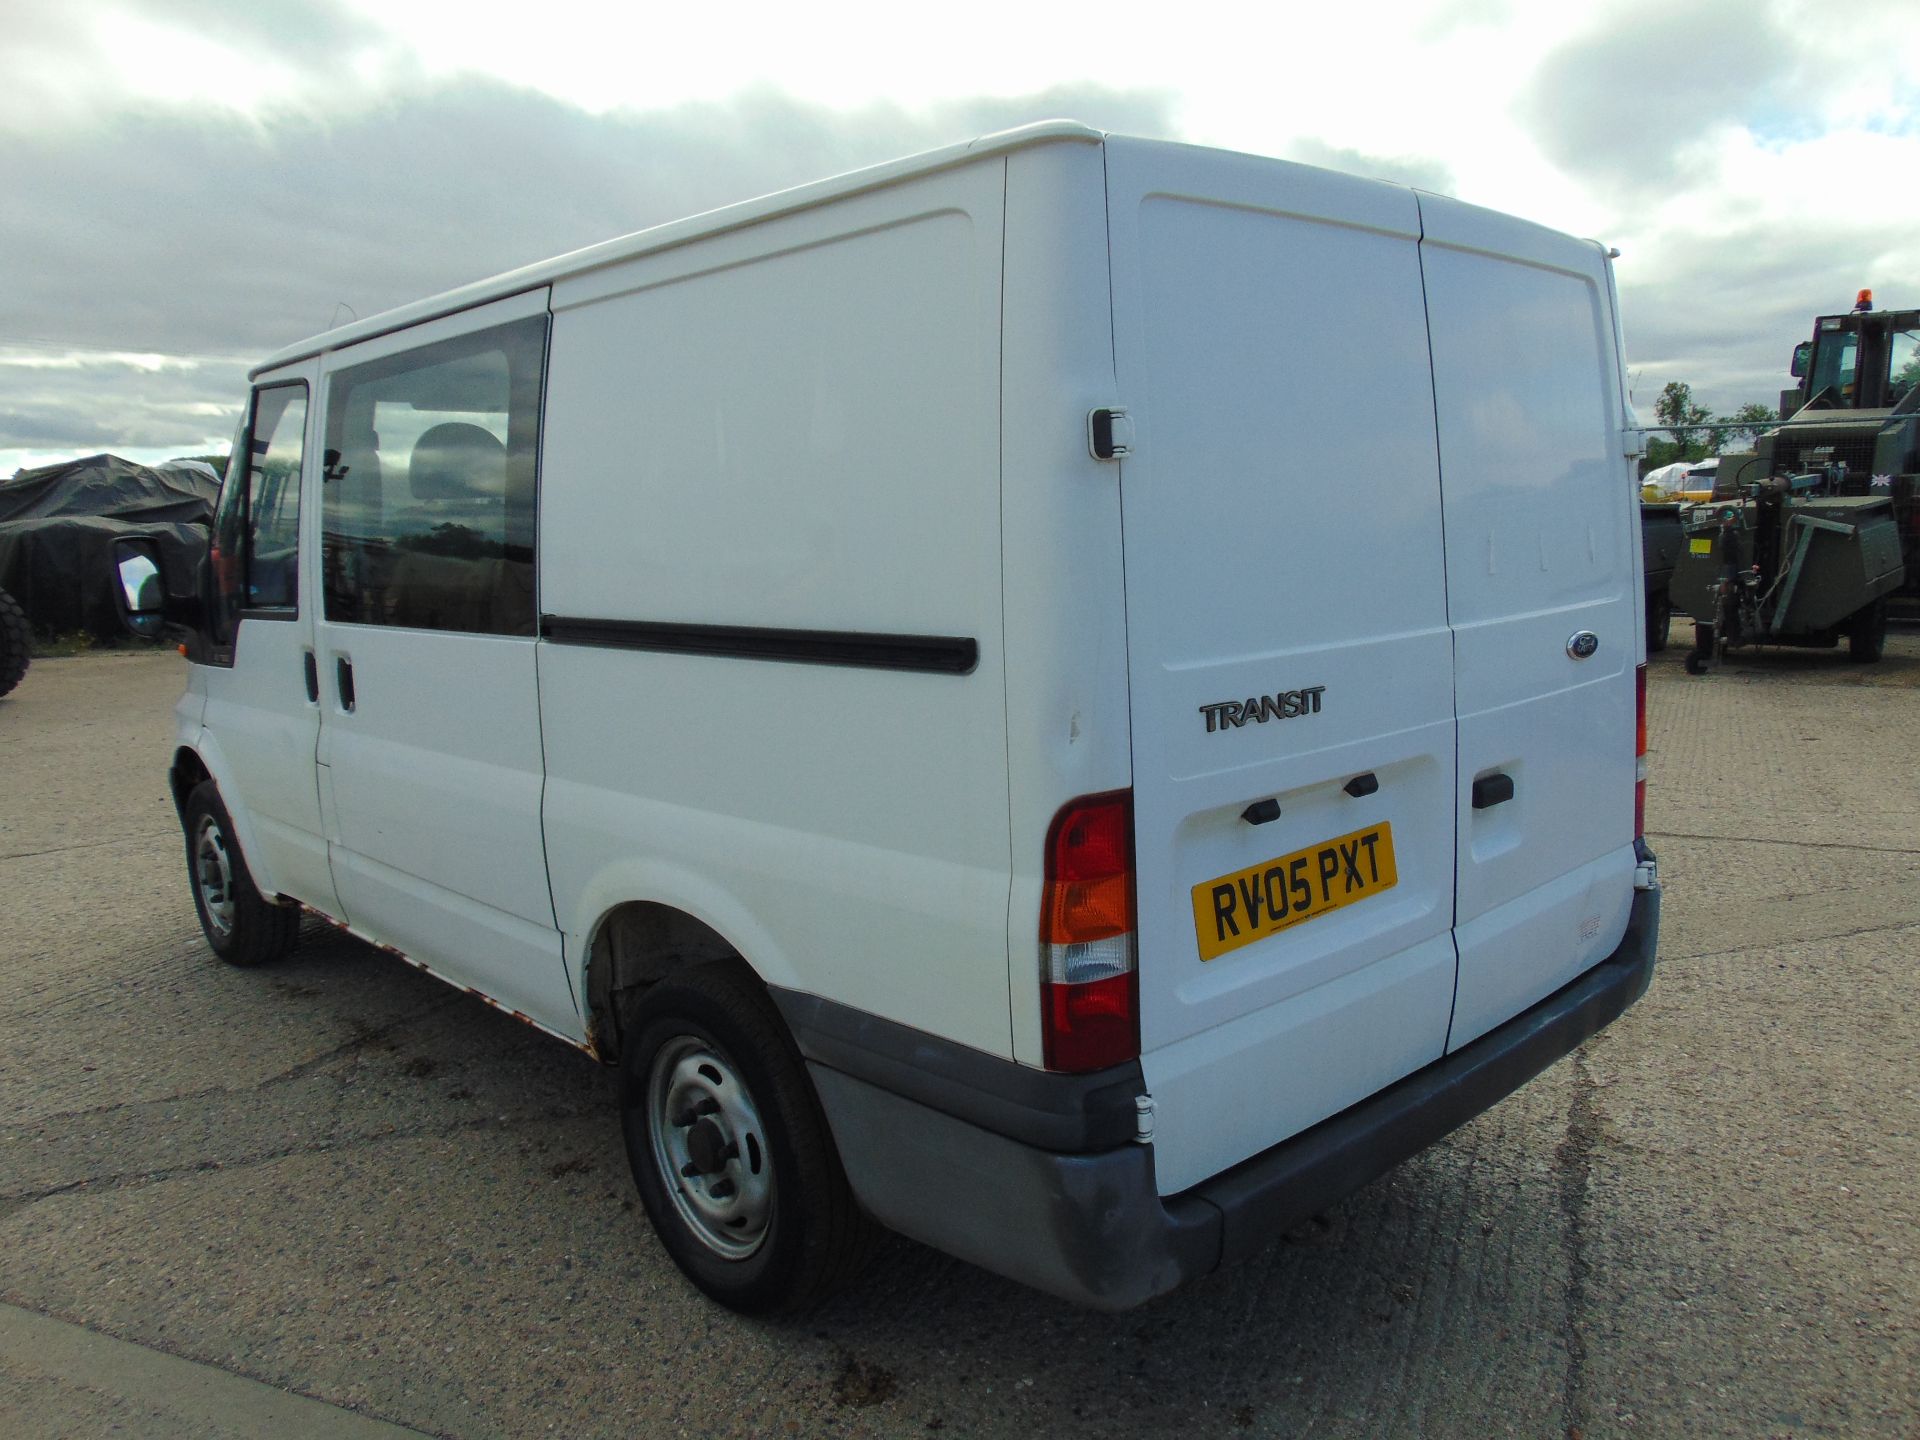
[621,963,877,1313]
[1685,622,1714,675]
[0,588,29,699]
[182,781,300,966]
[1847,599,1887,663]
[1645,590,1671,654]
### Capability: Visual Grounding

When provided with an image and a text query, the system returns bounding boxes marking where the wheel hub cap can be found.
[193,814,237,938]
[647,1038,773,1260]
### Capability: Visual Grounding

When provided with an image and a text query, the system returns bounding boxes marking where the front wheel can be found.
[621,963,877,1313]
[1847,599,1887,662]
[182,781,300,965]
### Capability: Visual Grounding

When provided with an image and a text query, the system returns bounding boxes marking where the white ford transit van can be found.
[118,123,1660,1313]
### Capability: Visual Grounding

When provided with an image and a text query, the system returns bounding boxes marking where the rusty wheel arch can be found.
[584,902,748,1063]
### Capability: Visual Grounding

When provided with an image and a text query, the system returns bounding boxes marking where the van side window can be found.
[320,315,546,636]
[211,383,306,639]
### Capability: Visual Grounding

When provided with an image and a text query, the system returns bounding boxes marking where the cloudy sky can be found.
[4,0,1917,474]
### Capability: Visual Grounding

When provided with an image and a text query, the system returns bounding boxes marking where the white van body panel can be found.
[1415,194,1640,1049]
[195,360,340,915]
[537,162,1015,1055]
[310,289,575,1036]
[998,143,1136,1067]
[1102,140,1460,1193]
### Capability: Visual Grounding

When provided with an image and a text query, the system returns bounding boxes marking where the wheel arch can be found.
[169,745,212,821]
[583,900,768,1065]
[170,734,280,900]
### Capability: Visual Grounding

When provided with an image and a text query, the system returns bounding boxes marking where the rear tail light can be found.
[1634,663,1648,839]
[1039,791,1138,1073]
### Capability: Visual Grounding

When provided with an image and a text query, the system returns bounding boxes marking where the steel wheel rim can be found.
[192,813,237,938]
[647,1035,773,1260]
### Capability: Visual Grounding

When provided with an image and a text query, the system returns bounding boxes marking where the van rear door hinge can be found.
[1088,407,1134,461]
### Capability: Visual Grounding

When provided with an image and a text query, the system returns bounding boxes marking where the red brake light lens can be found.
[1039,791,1138,1073]
[1634,663,1648,839]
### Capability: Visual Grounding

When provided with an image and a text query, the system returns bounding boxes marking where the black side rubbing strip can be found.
[540,616,979,675]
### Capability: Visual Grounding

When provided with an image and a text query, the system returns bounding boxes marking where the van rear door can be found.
[1102,140,1460,1195]
[1415,195,1640,1050]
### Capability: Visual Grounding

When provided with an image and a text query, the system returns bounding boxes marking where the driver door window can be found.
[211,384,306,649]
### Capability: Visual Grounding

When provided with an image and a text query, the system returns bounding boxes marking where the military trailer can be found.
[1674,482,1903,672]
[1672,292,1914,671]
[1768,293,1918,600]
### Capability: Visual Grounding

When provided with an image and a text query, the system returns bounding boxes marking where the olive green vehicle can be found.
[1640,501,1683,653]
[1673,294,1915,672]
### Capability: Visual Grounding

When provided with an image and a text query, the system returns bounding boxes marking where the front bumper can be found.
[793,884,1659,1310]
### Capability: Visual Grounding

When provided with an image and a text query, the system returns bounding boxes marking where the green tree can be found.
[1641,436,1692,475]
[1717,402,1777,446]
[1655,381,1713,455]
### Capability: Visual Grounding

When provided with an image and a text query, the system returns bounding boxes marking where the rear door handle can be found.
[302,651,319,703]
[1471,773,1515,809]
[335,656,356,712]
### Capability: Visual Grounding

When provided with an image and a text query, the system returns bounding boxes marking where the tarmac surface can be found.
[1,630,1916,1438]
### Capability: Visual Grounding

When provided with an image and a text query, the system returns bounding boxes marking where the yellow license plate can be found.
[1689,537,1713,554]
[1191,822,1398,962]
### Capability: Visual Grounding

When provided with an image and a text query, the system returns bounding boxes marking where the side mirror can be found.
[1789,342,1810,379]
[113,539,167,638]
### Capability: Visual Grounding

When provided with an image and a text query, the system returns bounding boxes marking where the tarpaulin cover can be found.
[0,455,219,638]
[0,453,218,524]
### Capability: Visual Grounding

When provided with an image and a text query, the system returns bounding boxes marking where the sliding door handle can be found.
[335,656,356,712]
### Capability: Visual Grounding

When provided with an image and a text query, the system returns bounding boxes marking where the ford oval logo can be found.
[1567,631,1600,660]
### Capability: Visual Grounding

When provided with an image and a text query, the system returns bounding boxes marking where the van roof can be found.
[253,120,1105,378]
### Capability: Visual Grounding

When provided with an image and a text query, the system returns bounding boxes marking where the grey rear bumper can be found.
[793,884,1659,1310]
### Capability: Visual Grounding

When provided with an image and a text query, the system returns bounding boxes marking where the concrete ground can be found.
[0,631,1915,1439]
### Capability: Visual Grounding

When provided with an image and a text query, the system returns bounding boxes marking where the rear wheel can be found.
[182,781,300,965]
[1847,599,1887,662]
[1685,622,1714,675]
[621,963,877,1313]
[0,588,29,699]
[1645,590,1671,653]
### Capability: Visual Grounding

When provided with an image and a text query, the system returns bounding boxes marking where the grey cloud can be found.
[1518,0,1796,194]
[1284,139,1456,195]
[0,356,248,456]
[1616,223,1920,417]
[134,0,385,64]
[2,80,1178,356]
[0,81,1176,454]
[0,0,385,127]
